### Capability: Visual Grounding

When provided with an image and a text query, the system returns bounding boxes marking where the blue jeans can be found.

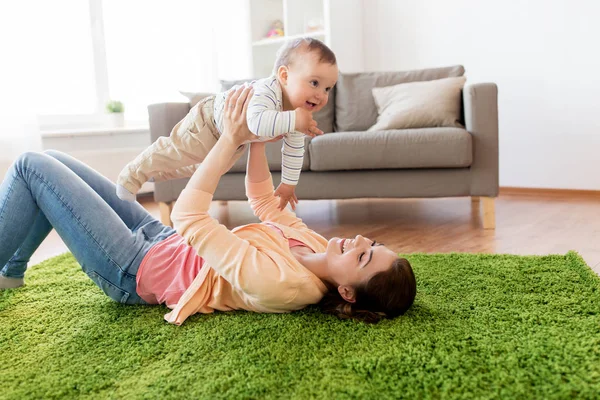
[0,150,175,304]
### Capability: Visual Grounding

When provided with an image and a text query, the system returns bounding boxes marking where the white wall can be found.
[363,0,600,190]
[327,0,365,73]
[216,0,253,81]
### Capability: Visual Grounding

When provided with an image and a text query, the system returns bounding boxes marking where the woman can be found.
[0,86,416,324]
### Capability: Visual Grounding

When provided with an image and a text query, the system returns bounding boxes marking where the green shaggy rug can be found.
[1,252,599,399]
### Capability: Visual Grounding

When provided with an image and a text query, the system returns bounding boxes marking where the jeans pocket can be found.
[88,271,130,304]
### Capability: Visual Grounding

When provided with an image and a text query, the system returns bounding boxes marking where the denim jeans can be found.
[0,150,175,304]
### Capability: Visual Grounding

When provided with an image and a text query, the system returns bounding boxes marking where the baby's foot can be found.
[116,184,137,202]
[0,275,24,289]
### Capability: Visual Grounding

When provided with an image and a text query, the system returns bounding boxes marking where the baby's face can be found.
[283,52,338,113]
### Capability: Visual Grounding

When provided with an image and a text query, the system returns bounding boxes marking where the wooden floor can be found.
[30,191,600,275]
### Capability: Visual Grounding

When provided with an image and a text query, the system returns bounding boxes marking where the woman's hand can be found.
[222,85,257,146]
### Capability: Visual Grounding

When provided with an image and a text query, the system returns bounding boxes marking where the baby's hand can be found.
[294,108,323,137]
[274,183,299,211]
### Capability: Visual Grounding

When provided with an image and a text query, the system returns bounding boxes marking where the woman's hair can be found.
[273,37,337,74]
[318,257,417,323]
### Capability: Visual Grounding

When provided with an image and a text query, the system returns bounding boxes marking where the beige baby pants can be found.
[116,96,248,200]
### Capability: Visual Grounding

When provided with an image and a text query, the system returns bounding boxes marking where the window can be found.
[102,0,220,123]
[6,0,96,115]
[25,0,225,130]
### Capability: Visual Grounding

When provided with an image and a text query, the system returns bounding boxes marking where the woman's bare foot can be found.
[0,275,24,289]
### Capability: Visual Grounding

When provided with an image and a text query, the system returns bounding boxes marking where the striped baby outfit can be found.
[214,76,305,186]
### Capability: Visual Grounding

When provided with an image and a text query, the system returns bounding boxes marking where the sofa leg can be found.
[481,197,495,229]
[471,196,480,202]
[159,201,174,227]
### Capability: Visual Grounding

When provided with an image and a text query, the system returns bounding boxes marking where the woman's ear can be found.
[277,65,289,85]
[338,285,356,303]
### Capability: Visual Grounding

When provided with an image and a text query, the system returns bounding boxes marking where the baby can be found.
[116,37,338,210]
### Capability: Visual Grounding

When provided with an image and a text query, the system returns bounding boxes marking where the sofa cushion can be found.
[221,79,335,134]
[335,65,465,132]
[370,76,466,131]
[309,128,472,171]
[220,78,257,92]
[227,136,312,173]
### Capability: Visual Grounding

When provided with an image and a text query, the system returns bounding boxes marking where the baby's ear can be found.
[277,66,289,85]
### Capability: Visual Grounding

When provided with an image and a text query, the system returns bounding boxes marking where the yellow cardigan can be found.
[164,174,328,325]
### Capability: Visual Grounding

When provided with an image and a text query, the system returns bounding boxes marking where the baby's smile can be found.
[304,100,318,110]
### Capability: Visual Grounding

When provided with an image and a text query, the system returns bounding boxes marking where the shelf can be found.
[252,30,326,47]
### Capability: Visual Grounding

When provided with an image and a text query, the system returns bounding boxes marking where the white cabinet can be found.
[243,0,364,78]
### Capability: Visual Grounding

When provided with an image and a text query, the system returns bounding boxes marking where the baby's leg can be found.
[150,142,249,182]
[116,97,220,201]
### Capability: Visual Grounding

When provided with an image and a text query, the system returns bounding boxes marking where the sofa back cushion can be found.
[221,79,335,134]
[179,91,213,107]
[334,65,465,132]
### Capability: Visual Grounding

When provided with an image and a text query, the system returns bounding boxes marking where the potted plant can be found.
[105,100,125,127]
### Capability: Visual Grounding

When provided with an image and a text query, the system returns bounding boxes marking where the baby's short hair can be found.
[273,37,337,74]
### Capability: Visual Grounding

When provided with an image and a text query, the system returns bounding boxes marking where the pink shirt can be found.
[266,222,310,249]
[136,233,204,307]
[136,224,310,308]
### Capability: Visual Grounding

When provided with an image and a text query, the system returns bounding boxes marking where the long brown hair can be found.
[318,257,416,323]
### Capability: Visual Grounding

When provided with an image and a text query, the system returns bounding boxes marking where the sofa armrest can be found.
[463,83,499,196]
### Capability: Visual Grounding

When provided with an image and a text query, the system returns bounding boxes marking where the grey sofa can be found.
[148,65,498,229]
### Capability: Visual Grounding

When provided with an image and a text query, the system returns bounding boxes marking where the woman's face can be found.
[325,235,399,292]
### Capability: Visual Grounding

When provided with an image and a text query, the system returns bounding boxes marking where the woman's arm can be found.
[245,141,309,230]
[170,86,281,295]
[247,142,271,183]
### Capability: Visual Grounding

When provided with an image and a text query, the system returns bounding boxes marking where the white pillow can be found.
[368,76,466,131]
